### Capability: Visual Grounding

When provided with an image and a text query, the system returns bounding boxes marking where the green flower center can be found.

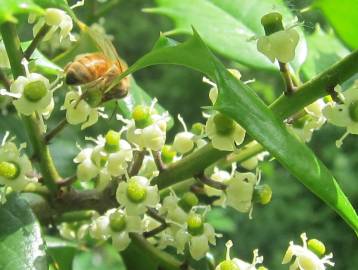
[132,105,153,128]
[191,122,204,136]
[178,192,199,212]
[0,161,20,180]
[308,239,326,257]
[85,90,102,107]
[253,184,272,205]
[220,260,239,270]
[187,213,204,236]
[161,145,176,164]
[214,113,235,135]
[104,130,120,153]
[109,212,127,232]
[127,181,147,203]
[261,12,284,36]
[23,80,48,102]
[349,101,358,122]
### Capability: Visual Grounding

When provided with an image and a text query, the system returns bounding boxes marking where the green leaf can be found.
[301,25,350,79]
[111,31,358,233]
[0,193,47,270]
[0,0,43,25]
[46,236,80,270]
[146,0,306,70]
[315,0,358,49]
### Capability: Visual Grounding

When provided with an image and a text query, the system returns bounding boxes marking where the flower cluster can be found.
[0,133,36,193]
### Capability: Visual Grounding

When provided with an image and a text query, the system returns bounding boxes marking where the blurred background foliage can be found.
[1,0,357,269]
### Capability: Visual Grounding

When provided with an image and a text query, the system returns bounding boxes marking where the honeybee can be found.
[64,25,129,103]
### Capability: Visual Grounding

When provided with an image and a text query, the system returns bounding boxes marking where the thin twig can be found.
[195,172,227,190]
[57,175,77,187]
[45,118,68,143]
[147,207,166,224]
[24,24,51,59]
[279,62,297,95]
[152,150,166,172]
[129,150,146,176]
[144,223,168,238]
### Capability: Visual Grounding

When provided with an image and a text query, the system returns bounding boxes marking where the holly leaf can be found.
[301,25,350,79]
[145,0,306,70]
[314,0,358,49]
[0,193,47,270]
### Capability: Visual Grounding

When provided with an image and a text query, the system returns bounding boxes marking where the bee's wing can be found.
[84,25,123,65]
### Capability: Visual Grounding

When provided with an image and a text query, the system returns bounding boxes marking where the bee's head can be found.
[65,71,81,85]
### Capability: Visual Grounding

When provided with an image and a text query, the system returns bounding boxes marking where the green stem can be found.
[0,23,60,193]
[153,50,358,190]
[24,24,51,59]
[129,234,192,270]
[55,210,97,223]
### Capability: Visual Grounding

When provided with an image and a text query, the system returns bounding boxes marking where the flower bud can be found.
[109,212,127,232]
[45,8,64,26]
[218,261,239,270]
[0,161,19,180]
[214,113,235,135]
[126,180,147,203]
[178,192,199,212]
[349,101,358,122]
[104,130,120,153]
[187,213,204,236]
[173,132,194,154]
[23,80,48,102]
[307,239,326,257]
[132,105,152,128]
[161,145,176,164]
[253,184,272,205]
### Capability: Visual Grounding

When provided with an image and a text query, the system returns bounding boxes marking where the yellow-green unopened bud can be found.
[323,95,333,103]
[261,12,284,36]
[214,113,235,135]
[132,105,152,128]
[179,192,199,212]
[349,101,358,122]
[191,122,205,136]
[0,161,19,179]
[23,80,48,102]
[220,260,239,270]
[308,239,326,257]
[109,212,127,232]
[127,181,147,203]
[161,145,176,164]
[105,130,120,153]
[85,90,102,107]
[257,267,268,270]
[253,184,272,205]
[187,213,204,236]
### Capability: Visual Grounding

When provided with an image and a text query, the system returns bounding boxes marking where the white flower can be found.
[206,112,246,151]
[138,155,157,178]
[30,8,74,42]
[226,171,258,213]
[216,240,264,270]
[240,150,269,171]
[116,176,159,215]
[90,208,142,251]
[63,90,101,129]
[10,71,53,116]
[322,83,358,147]
[257,28,299,63]
[0,138,36,191]
[204,167,231,205]
[175,213,216,260]
[282,233,334,270]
